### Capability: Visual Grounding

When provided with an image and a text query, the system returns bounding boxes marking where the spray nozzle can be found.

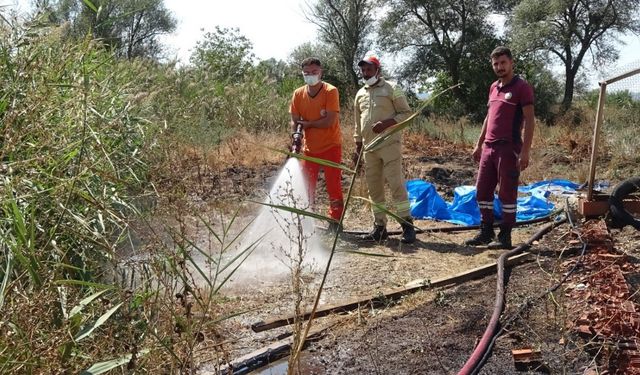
[291,122,303,153]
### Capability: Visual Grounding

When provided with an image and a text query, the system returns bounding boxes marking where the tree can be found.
[35,0,176,60]
[508,0,640,110]
[379,0,502,119]
[190,26,255,83]
[304,0,375,95]
[116,0,176,59]
[516,55,562,123]
[255,58,301,97]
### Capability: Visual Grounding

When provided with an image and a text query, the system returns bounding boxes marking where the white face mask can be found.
[303,74,320,86]
[365,71,379,86]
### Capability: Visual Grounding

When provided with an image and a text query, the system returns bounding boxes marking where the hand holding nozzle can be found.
[291,122,303,154]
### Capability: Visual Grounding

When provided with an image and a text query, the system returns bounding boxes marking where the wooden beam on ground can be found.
[251,252,532,333]
[220,323,332,375]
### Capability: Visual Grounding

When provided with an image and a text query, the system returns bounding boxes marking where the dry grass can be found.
[172,129,286,172]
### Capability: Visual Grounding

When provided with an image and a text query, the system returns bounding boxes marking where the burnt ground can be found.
[300,229,593,375]
[149,134,640,375]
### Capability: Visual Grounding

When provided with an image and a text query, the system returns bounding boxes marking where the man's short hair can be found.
[301,57,322,68]
[491,46,512,60]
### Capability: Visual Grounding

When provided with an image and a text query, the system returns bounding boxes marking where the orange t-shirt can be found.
[289,82,341,153]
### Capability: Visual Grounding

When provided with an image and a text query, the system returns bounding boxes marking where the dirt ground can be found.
[155,134,640,375]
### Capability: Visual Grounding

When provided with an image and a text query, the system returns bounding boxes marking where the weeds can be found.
[268,177,315,375]
[0,18,156,372]
[0,17,259,374]
[434,290,448,307]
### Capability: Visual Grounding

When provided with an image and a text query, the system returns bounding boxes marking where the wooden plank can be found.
[603,67,640,85]
[587,83,607,201]
[251,252,532,333]
[220,323,331,375]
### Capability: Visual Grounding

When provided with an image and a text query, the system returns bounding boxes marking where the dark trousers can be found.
[476,141,521,227]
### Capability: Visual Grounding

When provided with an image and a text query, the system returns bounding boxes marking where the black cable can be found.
[338,210,561,236]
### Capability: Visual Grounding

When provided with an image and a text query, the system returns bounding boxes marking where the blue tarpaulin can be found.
[407,179,580,226]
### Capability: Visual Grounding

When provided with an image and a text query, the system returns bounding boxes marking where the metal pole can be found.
[587,82,607,201]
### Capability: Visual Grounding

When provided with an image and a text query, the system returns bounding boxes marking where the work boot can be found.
[400,218,416,244]
[362,224,388,242]
[488,227,512,249]
[464,222,495,246]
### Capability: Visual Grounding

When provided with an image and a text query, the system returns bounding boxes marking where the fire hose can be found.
[458,213,567,375]
[468,204,586,374]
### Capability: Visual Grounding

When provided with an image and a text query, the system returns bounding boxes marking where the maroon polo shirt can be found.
[485,75,534,144]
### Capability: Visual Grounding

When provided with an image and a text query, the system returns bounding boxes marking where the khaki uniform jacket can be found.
[353,78,412,148]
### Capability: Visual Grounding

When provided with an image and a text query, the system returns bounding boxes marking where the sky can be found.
[2,0,640,87]
[0,0,319,62]
[159,0,318,63]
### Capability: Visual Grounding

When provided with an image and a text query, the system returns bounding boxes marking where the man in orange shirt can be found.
[289,57,344,231]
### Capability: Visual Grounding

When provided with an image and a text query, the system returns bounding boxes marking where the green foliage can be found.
[0,16,303,370]
[425,72,471,119]
[2,1,639,372]
[148,26,293,143]
[0,19,167,373]
[81,349,150,375]
[305,0,374,92]
[582,89,640,110]
[1,28,154,283]
[508,0,640,109]
[380,0,502,120]
[516,57,562,123]
[415,48,560,123]
[39,0,177,60]
[255,58,300,97]
[582,89,640,160]
[190,26,255,84]
[145,65,291,148]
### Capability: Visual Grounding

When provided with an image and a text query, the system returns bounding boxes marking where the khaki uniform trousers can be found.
[363,141,411,226]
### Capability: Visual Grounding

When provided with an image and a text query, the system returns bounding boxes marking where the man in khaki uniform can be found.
[353,54,416,243]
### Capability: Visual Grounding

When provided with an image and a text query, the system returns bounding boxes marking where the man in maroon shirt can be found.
[465,46,536,249]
